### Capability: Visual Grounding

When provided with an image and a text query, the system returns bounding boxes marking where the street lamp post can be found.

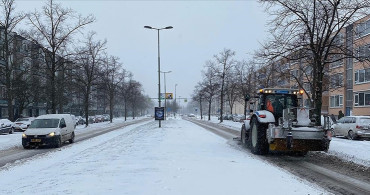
[161,70,172,120]
[175,84,177,117]
[144,25,173,127]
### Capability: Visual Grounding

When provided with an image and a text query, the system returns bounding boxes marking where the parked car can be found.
[331,116,370,140]
[88,116,95,124]
[188,114,195,117]
[217,114,232,120]
[14,117,35,131]
[232,114,245,122]
[0,119,15,134]
[22,114,76,148]
[75,116,86,125]
[102,114,110,121]
[95,115,103,123]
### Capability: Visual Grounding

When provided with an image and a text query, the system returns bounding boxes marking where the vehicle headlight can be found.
[47,132,55,137]
[22,133,27,138]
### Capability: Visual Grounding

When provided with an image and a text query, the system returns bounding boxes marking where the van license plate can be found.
[31,139,41,142]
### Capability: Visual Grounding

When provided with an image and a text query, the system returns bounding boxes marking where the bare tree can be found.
[101,55,125,122]
[128,80,143,119]
[26,0,95,114]
[119,73,132,121]
[0,0,25,120]
[73,32,106,126]
[235,60,257,118]
[225,69,239,115]
[258,0,369,125]
[192,83,205,120]
[201,61,219,120]
[213,49,236,122]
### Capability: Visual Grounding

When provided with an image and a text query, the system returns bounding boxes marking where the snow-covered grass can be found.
[0,118,327,194]
[0,117,144,151]
[193,115,370,167]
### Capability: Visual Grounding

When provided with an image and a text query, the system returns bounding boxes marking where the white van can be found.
[22,114,76,148]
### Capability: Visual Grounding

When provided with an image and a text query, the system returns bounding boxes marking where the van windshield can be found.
[29,119,60,128]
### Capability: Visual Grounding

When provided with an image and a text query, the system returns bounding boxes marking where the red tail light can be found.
[259,114,266,118]
[356,125,363,129]
[326,130,332,140]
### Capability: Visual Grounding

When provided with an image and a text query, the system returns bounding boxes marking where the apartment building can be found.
[328,15,370,117]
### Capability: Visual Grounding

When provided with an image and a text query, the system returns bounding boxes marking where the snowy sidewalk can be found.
[0,118,326,195]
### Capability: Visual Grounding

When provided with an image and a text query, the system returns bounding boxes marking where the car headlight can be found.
[22,133,27,138]
[47,132,55,137]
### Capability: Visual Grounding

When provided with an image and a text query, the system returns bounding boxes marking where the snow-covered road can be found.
[0,118,326,195]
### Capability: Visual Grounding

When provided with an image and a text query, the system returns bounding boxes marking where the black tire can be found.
[250,117,269,155]
[347,130,357,140]
[322,139,330,152]
[9,127,14,134]
[69,132,75,144]
[55,136,62,148]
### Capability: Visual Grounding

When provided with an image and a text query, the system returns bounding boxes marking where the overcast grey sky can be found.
[16,0,269,105]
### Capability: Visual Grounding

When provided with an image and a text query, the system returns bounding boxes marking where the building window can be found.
[330,54,343,68]
[330,95,343,108]
[330,73,343,88]
[355,68,370,84]
[355,44,370,61]
[356,20,370,38]
[354,92,370,106]
[332,33,344,46]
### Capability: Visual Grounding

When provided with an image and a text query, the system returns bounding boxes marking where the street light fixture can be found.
[144,25,173,127]
[161,70,172,120]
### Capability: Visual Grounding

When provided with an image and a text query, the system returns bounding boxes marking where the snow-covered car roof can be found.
[36,114,73,120]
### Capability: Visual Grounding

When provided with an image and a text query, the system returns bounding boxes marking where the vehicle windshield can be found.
[264,94,298,111]
[29,119,60,128]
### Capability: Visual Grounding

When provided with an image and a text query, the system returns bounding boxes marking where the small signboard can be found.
[155,107,164,120]
[165,93,173,99]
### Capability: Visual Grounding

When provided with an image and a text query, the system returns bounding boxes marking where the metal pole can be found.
[175,84,177,117]
[164,73,167,120]
[157,29,161,128]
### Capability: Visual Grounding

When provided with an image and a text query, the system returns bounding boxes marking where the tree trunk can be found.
[208,99,212,121]
[51,61,57,114]
[4,29,14,121]
[244,99,248,120]
[199,97,203,120]
[109,93,114,123]
[220,83,225,123]
[84,88,90,127]
[124,101,127,121]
